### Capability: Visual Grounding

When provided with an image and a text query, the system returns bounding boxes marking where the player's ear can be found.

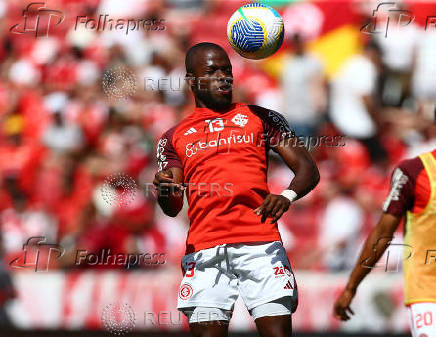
[185,73,195,91]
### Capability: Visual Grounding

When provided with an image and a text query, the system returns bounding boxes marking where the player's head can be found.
[363,39,382,68]
[185,42,233,111]
[290,33,304,56]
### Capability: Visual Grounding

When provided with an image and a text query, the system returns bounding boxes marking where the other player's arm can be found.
[333,165,414,321]
[333,213,401,321]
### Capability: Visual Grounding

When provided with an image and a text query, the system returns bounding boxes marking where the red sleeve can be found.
[248,105,295,152]
[382,157,423,216]
[156,126,183,172]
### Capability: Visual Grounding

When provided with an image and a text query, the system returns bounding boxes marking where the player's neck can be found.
[195,100,233,113]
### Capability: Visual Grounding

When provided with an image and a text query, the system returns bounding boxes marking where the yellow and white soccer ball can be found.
[227,3,285,60]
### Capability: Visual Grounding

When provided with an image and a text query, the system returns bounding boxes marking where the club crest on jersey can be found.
[179,283,193,300]
[231,114,248,127]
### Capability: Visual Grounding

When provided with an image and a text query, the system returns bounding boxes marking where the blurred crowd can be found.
[0,0,435,278]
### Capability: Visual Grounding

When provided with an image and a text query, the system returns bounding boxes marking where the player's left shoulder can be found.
[246,104,293,134]
[245,104,280,121]
[395,155,425,181]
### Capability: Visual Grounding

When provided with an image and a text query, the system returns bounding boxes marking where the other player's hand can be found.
[333,288,356,321]
[254,194,291,224]
[153,170,184,196]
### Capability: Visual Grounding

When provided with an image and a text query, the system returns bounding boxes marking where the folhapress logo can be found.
[10,2,65,38]
[360,2,414,38]
[9,236,65,272]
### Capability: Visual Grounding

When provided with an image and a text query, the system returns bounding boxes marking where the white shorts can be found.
[408,303,436,337]
[177,241,298,322]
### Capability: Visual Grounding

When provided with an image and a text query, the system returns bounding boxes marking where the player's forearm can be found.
[345,214,400,292]
[345,229,390,292]
[362,95,378,122]
[158,193,183,217]
[287,158,320,200]
[276,141,319,199]
[155,167,185,217]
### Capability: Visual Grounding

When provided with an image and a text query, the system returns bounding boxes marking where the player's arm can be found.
[251,106,320,224]
[276,143,320,200]
[255,139,319,223]
[153,167,184,217]
[362,95,380,124]
[333,164,415,321]
[333,213,402,321]
[154,130,185,217]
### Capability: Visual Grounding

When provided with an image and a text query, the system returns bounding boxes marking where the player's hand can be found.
[153,170,184,196]
[254,194,291,224]
[333,288,356,321]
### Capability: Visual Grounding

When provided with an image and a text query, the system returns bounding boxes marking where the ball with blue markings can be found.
[227,3,284,60]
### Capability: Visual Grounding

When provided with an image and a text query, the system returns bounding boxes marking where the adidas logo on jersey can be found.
[284,280,293,290]
[184,128,197,135]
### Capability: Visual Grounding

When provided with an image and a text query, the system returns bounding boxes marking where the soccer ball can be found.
[227,3,284,60]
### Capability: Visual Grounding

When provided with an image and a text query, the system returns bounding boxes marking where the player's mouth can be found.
[217,83,232,95]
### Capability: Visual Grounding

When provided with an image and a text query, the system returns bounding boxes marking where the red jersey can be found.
[156,103,294,254]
